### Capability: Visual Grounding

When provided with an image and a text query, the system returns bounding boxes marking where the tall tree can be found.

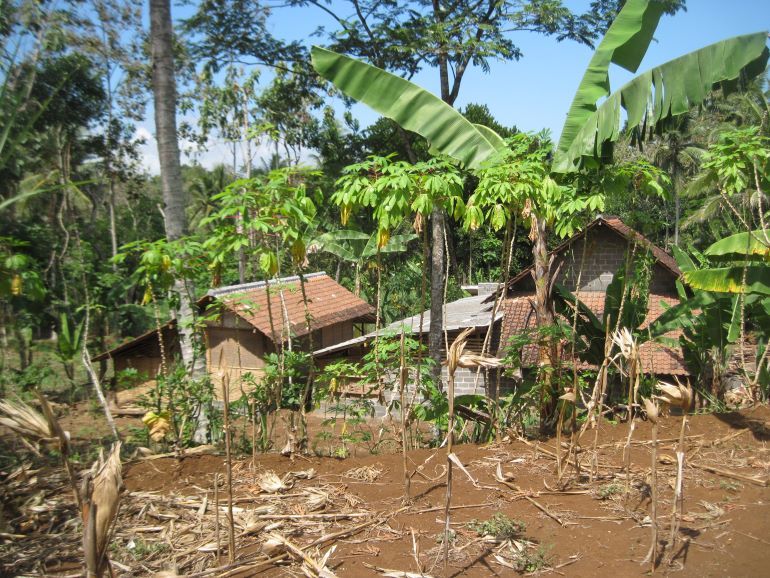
[149,0,204,379]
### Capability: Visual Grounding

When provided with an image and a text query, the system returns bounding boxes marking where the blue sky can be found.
[140,0,770,172]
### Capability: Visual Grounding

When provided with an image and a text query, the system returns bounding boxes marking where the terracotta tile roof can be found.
[209,273,375,342]
[497,291,690,376]
[488,216,681,302]
[602,217,681,277]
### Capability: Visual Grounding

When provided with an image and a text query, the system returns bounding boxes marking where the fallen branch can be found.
[363,562,437,577]
[691,463,769,487]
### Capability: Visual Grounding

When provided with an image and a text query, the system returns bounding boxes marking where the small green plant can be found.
[434,529,457,545]
[720,480,741,492]
[115,367,142,391]
[122,538,169,560]
[597,483,623,500]
[138,363,218,446]
[467,513,526,541]
[519,544,552,573]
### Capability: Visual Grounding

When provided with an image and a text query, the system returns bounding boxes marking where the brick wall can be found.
[554,227,675,294]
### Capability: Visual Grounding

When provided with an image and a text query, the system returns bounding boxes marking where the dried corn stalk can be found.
[83,442,123,578]
[0,398,55,441]
[257,471,293,493]
[641,397,660,572]
[655,379,692,559]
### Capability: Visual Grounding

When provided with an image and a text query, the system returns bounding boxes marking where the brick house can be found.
[495,215,690,379]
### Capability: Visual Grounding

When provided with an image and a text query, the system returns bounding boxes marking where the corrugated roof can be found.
[497,291,690,376]
[314,293,502,357]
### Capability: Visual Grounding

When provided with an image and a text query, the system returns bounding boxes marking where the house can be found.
[494,215,690,379]
[314,216,691,409]
[94,272,375,402]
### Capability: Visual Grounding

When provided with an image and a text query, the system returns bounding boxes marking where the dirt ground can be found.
[3,405,770,577]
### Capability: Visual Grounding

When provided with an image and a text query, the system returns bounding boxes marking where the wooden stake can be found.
[399,329,411,502]
[214,473,220,566]
[222,375,236,563]
[444,367,455,568]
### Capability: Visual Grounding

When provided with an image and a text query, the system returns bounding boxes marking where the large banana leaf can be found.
[555,0,666,170]
[684,265,770,295]
[311,46,505,169]
[554,32,769,172]
[705,229,770,259]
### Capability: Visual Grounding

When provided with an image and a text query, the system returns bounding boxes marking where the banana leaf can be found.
[603,260,649,335]
[554,31,769,172]
[705,229,770,259]
[555,0,666,169]
[684,265,770,295]
[553,283,605,365]
[311,46,505,169]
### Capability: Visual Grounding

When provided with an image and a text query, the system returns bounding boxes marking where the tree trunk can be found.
[429,0,450,387]
[149,0,202,375]
[150,0,208,441]
[673,187,680,247]
[429,207,445,384]
[531,215,558,431]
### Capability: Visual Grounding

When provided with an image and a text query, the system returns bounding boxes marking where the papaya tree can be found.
[331,154,465,382]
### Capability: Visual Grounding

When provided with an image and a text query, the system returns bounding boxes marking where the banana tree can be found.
[55,313,85,388]
[654,245,770,400]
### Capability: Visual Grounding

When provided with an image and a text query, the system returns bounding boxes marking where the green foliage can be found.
[597,483,623,500]
[556,0,668,170]
[138,364,218,446]
[202,167,321,278]
[555,0,769,172]
[467,133,600,239]
[261,350,311,410]
[333,155,464,246]
[467,513,526,541]
[554,248,655,367]
[311,47,505,170]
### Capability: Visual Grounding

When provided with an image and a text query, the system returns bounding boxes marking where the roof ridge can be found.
[208,272,327,297]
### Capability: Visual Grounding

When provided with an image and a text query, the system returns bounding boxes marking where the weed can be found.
[467,513,526,541]
[434,529,457,545]
[719,480,741,492]
[597,483,622,500]
[120,538,169,560]
[520,544,552,573]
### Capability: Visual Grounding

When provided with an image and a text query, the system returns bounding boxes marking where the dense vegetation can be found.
[1,0,769,451]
